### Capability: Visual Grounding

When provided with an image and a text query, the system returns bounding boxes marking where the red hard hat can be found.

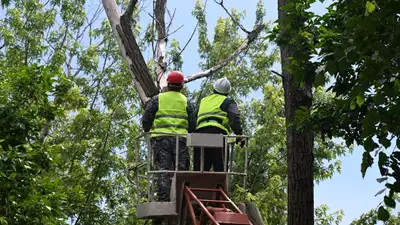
[167,71,184,84]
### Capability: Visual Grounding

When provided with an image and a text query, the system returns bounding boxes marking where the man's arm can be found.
[221,98,243,135]
[187,99,197,133]
[142,96,159,132]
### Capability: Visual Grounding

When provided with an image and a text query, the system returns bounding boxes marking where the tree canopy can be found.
[1,0,399,224]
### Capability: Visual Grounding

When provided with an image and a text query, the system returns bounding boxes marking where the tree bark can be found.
[277,0,315,225]
[246,202,264,225]
[154,0,168,91]
[102,0,158,105]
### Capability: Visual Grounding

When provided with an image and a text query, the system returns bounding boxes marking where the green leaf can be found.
[365,1,376,13]
[356,93,364,107]
[326,61,337,75]
[375,188,386,196]
[380,137,391,148]
[314,72,326,87]
[377,177,388,183]
[364,137,377,151]
[378,152,388,168]
[386,183,400,192]
[361,151,373,177]
[350,100,356,110]
[377,206,390,221]
[0,217,7,225]
[393,152,400,161]
[384,196,396,208]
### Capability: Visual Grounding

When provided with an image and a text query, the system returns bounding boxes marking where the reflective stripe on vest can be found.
[196,94,231,134]
[151,91,188,137]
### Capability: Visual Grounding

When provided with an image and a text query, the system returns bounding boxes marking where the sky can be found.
[133,0,392,224]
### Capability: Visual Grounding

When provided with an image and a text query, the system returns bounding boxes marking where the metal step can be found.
[136,201,177,219]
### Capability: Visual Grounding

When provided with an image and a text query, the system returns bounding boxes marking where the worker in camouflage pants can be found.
[150,137,190,201]
[142,71,196,222]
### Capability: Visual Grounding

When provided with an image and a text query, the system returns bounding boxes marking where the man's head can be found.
[213,77,231,95]
[167,71,185,92]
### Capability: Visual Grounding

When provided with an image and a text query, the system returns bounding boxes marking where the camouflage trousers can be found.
[151,136,190,202]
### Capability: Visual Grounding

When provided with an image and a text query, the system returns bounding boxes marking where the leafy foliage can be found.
[350,207,400,225]
[0,0,354,224]
[275,0,400,222]
[229,84,348,224]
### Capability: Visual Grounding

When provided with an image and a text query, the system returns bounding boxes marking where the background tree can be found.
[271,0,320,224]
[302,0,400,222]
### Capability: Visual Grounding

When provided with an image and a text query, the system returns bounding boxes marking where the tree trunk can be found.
[154,0,168,91]
[278,0,315,225]
[246,202,264,225]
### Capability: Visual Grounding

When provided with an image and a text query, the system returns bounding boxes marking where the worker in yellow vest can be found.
[194,77,245,172]
[141,71,196,207]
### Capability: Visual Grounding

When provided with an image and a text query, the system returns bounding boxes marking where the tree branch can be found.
[123,0,138,18]
[103,0,158,105]
[166,8,176,34]
[214,0,250,34]
[271,69,283,78]
[185,24,264,83]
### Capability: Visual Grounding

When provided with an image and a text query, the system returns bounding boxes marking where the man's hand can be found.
[235,137,246,148]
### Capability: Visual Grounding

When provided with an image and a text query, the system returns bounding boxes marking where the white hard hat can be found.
[213,77,231,94]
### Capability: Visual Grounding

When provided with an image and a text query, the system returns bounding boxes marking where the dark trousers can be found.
[193,126,230,172]
[151,136,190,202]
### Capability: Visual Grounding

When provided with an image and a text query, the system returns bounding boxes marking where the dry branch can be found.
[185,24,264,83]
[271,70,283,78]
[214,0,250,34]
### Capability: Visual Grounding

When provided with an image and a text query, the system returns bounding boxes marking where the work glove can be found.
[235,137,246,148]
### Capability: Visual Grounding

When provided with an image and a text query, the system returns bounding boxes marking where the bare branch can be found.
[271,70,283,78]
[165,0,207,69]
[90,40,113,110]
[124,0,138,19]
[185,24,264,83]
[166,8,176,34]
[214,0,250,34]
[165,22,197,69]
[166,24,184,37]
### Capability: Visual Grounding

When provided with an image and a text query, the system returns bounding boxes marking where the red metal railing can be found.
[183,185,252,225]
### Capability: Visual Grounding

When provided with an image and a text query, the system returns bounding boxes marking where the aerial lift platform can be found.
[130,132,254,225]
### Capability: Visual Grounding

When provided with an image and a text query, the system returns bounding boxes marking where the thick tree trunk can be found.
[278,0,315,225]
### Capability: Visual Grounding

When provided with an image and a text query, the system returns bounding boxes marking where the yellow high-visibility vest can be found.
[150,91,188,137]
[196,94,231,134]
